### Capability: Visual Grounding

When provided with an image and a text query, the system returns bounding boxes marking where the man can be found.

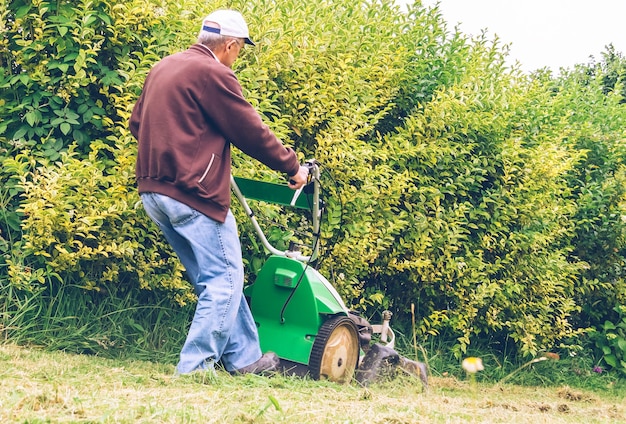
[129,9,309,375]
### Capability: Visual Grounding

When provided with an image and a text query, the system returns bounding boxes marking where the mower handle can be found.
[230,160,321,262]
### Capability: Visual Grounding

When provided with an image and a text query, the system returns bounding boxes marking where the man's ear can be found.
[226,40,238,51]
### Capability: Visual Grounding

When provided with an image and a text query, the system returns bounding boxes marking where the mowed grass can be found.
[1,343,624,424]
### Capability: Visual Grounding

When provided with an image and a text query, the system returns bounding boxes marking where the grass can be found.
[1,343,625,423]
[1,283,624,422]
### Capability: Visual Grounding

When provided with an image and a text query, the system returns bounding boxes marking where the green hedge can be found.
[1,0,625,361]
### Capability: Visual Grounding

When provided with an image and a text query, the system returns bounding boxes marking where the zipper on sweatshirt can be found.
[198,154,216,184]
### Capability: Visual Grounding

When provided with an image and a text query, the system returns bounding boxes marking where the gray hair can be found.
[197,30,234,50]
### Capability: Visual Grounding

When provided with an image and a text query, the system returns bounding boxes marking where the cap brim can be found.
[244,37,255,46]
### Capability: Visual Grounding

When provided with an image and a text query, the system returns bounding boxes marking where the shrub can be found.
[2,0,626,360]
[554,62,626,329]
[592,305,626,374]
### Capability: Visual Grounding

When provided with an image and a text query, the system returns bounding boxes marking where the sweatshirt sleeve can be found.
[198,67,300,176]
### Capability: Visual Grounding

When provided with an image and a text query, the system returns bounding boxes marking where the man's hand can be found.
[288,165,309,189]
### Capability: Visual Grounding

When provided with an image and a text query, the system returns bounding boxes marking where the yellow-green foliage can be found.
[11,143,195,305]
[2,0,626,358]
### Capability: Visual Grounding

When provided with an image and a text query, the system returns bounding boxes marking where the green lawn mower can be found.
[232,160,428,386]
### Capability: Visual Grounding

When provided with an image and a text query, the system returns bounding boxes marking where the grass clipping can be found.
[0,344,624,423]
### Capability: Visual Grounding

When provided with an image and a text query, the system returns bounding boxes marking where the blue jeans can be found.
[140,192,262,373]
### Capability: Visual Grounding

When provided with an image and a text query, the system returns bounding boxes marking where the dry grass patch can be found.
[0,344,624,423]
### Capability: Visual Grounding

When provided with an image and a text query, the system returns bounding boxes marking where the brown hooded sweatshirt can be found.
[130,44,300,223]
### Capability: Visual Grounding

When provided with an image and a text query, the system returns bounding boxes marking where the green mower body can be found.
[244,255,348,365]
[232,162,421,385]
[232,162,360,381]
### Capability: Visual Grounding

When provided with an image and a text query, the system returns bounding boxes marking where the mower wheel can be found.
[308,315,360,383]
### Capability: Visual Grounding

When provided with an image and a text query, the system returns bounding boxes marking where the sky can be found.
[404,0,626,73]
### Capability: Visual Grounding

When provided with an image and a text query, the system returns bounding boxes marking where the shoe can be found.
[232,352,280,375]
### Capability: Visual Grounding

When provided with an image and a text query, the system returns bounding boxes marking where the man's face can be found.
[223,38,244,68]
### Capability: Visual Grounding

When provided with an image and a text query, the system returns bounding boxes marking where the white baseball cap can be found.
[200,10,255,46]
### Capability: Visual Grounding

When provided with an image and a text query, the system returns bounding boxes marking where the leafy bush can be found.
[1,0,626,361]
[2,0,146,158]
[355,38,591,356]
[1,0,168,258]
[0,0,203,348]
[592,305,626,374]
[553,62,626,329]
[12,143,194,301]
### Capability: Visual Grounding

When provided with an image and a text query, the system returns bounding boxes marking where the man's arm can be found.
[199,68,301,177]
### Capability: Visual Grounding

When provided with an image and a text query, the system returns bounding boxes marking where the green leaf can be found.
[44,150,60,161]
[25,110,38,126]
[16,5,31,18]
[13,127,28,140]
[605,354,617,367]
[98,12,111,26]
[85,15,97,26]
[60,122,71,135]
[5,212,22,232]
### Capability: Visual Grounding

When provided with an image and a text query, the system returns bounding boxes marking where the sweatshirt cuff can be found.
[287,164,300,178]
